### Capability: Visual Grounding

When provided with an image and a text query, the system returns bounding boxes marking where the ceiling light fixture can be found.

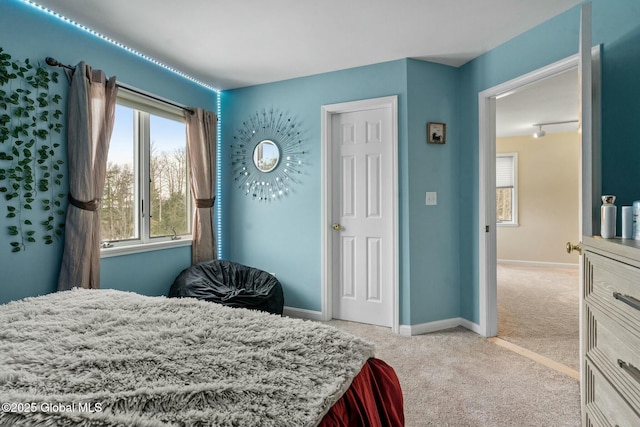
[532,120,579,138]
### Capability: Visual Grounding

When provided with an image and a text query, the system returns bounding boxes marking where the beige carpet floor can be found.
[497,263,580,371]
[326,320,580,427]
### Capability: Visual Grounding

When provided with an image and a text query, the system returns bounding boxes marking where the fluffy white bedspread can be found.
[0,289,374,426]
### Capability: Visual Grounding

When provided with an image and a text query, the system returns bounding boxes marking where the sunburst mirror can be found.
[231,110,306,201]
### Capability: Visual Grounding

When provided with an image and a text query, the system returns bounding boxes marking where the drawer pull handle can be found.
[613,292,640,312]
[617,359,640,384]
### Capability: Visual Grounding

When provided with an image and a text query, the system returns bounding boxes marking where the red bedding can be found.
[320,358,404,427]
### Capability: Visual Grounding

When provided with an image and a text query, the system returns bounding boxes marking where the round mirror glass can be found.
[253,139,280,172]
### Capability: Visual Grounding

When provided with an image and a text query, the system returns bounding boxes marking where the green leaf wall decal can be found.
[0,46,66,252]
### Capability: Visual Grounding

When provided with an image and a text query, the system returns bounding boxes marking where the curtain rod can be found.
[45,57,194,115]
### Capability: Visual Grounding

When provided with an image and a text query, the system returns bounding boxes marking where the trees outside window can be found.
[100,92,190,248]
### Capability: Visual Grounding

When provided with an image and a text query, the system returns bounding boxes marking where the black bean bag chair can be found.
[168,260,284,315]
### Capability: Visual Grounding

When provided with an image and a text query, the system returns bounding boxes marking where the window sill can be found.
[497,222,519,228]
[100,238,192,258]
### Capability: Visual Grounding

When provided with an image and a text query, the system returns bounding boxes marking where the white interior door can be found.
[578,3,593,424]
[331,106,393,327]
[579,2,596,238]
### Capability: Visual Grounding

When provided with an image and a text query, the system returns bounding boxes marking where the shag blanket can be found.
[0,289,374,426]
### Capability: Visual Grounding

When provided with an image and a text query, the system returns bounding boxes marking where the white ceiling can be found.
[496,68,579,137]
[31,0,581,136]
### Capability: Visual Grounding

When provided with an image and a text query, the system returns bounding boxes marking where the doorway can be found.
[320,96,399,333]
[494,69,581,371]
[478,46,602,340]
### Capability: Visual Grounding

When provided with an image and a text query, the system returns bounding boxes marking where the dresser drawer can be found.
[585,304,640,412]
[584,251,640,330]
[584,359,640,427]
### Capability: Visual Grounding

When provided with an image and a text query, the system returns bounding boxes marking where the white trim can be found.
[320,95,400,334]
[282,306,324,321]
[579,10,594,418]
[497,259,578,269]
[100,237,192,258]
[479,92,498,338]
[478,46,601,338]
[459,318,483,335]
[590,46,602,236]
[579,5,594,238]
[399,317,482,336]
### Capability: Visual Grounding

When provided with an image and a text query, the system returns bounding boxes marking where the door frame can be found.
[320,95,400,333]
[477,47,601,338]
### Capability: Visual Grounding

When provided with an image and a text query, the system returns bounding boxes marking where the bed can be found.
[0,289,403,426]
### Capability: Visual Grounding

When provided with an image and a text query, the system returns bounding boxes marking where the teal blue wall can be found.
[405,59,460,324]
[0,0,217,304]
[458,0,640,322]
[596,1,640,212]
[101,247,192,296]
[222,59,460,324]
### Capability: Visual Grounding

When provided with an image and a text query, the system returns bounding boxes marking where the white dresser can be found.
[581,236,640,426]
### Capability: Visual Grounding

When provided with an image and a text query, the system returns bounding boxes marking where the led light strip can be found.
[21,0,220,93]
[216,94,223,258]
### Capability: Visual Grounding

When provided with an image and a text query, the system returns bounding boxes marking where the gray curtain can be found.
[185,108,217,264]
[58,62,117,290]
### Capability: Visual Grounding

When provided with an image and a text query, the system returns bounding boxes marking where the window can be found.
[100,88,191,255]
[496,152,518,226]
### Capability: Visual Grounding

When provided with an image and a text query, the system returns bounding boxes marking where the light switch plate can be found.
[425,192,437,206]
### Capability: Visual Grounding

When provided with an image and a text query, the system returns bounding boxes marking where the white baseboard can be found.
[497,259,578,269]
[399,317,481,336]
[458,318,483,335]
[286,309,483,337]
[283,306,324,321]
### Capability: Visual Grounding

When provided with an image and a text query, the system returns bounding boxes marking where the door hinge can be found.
[485,225,490,233]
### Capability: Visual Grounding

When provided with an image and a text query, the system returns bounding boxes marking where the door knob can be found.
[566,242,582,255]
[332,223,342,231]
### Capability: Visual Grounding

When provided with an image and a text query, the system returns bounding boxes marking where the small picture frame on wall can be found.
[427,122,446,144]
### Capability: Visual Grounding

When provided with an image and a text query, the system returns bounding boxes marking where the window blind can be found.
[496,155,514,188]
